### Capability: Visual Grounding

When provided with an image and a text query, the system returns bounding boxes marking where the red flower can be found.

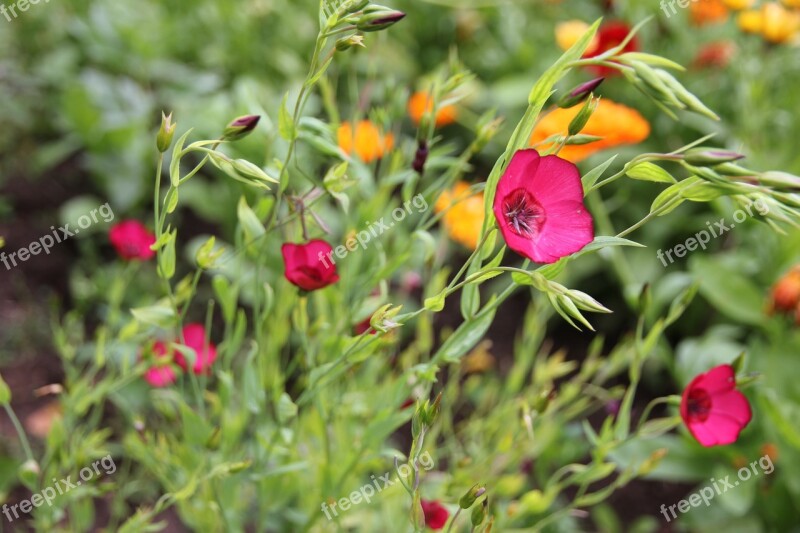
[173,323,217,375]
[109,220,156,260]
[680,364,752,447]
[492,149,594,264]
[281,240,340,291]
[420,499,449,530]
[583,21,638,76]
[143,358,177,387]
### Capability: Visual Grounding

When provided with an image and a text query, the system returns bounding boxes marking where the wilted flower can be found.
[530,99,650,163]
[492,149,594,264]
[680,364,752,447]
[337,120,394,163]
[555,20,599,52]
[434,181,485,250]
[408,91,458,127]
[420,499,449,530]
[173,323,218,375]
[690,0,730,26]
[109,220,156,261]
[281,240,340,291]
[582,21,638,76]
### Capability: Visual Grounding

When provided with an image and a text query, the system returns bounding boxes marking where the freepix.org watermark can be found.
[319,194,428,268]
[1,203,115,271]
[659,453,774,523]
[2,455,117,522]
[660,0,709,18]
[321,451,435,520]
[656,198,768,267]
[1,0,49,23]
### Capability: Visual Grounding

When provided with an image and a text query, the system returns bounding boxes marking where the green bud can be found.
[423,392,442,426]
[0,373,10,406]
[356,7,406,32]
[411,492,425,530]
[157,112,177,153]
[459,483,486,509]
[222,115,261,141]
[18,460,40,491]
[567,97,598,137]
[684,148,745,166]
[758,170,800,189]
[471,497,488,526]
[335,34,365,51]
[196,236,224,270]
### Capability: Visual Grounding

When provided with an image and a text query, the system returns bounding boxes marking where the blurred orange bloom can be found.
[769,266,800,313]
[408,91,458,127]
[739,2,800,42]
[337,120,394,163]
[781,0,800,8]
[529,99,650,163]
[690,0,730,25]
[435,181,485,249]
[722,0,755,9]
[555,20,599,52]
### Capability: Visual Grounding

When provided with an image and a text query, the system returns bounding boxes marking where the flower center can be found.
[503,188,544,237]
[686,389,712,423]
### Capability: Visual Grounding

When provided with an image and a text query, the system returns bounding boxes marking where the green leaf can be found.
[277,393,298,425]
[435,306,496,363]
[237,196,266,243]
[131,304,176,328]
[169,129,193,187]
[278,93,295,141]
[581,154,618,190]
[689,255,765,326]
[626,162,676,184]
[0,374,10,405]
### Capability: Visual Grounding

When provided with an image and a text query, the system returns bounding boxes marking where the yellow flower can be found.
[337,120,394,163]
[738,3,800,43]
[722,0,755,10]
[555,20,599,53]
[781,0,800,8]
[530,99,650,163]
[435,181,484,250]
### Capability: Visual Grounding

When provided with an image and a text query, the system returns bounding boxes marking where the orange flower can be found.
[690,0,730,25]
[408,91,458,127]
[722,0,755,9]
[337,120,394,163]
[435,181,485,249]
[770,266,800,313]
[529,99,650,163]
[760,2,800,43]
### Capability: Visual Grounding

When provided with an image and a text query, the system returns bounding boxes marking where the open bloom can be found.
[109,220,156,260]
[530,99,650,163]
[493,150,593,264]
[408,91,458,127]
[420,499,449,530]
[173,323,217,375]
[555,20,599,51]
[680,364,752,447]
[434,181,485,250]
[582,21,638,76]
[337,120,394,163]
[282,240,340,291]
[738,2,800,43]
[143,362,177,387]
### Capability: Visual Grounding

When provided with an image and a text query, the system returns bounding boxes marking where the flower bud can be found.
[471,497,488,526]
[557,77,604,108]
[18,459,40,491]
[346,0,370,13]
[413,140,429,174]
[195,236,224,270]
[335,34,366,51]
[222,115,261,141]
[356,7,406,32]
[459,483,486,509]
[684,148,745,166]
[0,373,10,406]
[567,97,598,137]
[157,112,177,153]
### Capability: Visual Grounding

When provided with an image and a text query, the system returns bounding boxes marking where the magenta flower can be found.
[281,240,340,291]
[492,149,594,264]
[109,220,156,261]
[143,359,177,388]
[680,364,752,447]
[173,323,218,375]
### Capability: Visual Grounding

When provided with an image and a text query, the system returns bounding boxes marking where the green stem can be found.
[4,404,34,463]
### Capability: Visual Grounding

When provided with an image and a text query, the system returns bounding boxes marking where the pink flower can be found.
[492,149,593,264]
[109,220,156,260]
[144,340,177,387]
[281,240,340,291]
[680,364,752,447]
[173,323,217,375]
[420,499,449,530]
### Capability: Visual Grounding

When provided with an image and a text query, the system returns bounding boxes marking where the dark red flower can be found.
[680,364,752,447]
[281,240,340,291]
[420,499,449,530]
[109,220,156,260]
[583,21,638,76]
